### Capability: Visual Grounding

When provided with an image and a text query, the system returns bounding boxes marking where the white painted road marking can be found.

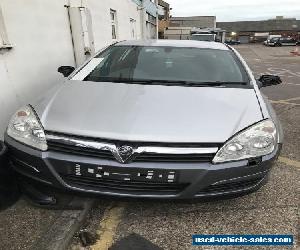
[270,100,300,106]
[270,96,300,106]
[286,82,300,86]
[278,157,300,169]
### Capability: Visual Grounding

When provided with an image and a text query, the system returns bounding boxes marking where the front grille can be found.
[197,177,264,195]
[47,141,116,160]
[63,175,189,195]
[47,133,220,163]
[134,153,215,162]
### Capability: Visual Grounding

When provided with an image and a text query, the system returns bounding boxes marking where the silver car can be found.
[5,40,283,203]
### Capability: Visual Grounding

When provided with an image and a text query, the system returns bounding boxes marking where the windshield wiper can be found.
[113,80,248,87]
[115,79,189,85]
[85,77,248,87]
[190,81,248,86]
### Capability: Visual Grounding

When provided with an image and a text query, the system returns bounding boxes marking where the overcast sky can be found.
[167,0,300,22]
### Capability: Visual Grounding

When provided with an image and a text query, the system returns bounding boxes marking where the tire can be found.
[0,141,20,210]
[19,175,85,210]
[275,43,281,47]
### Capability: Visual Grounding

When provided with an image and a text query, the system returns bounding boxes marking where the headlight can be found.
[213,120,277,164]
[7,105,47,151]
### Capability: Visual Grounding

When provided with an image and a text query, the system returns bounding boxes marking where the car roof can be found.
[115,40,229,50]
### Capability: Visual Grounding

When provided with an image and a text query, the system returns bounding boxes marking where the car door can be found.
[279,38,287,46]
[282,38,296,46]
[271,38,279,46]
[289,38,297,46]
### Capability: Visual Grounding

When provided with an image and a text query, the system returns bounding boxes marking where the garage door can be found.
[239,36,250,44]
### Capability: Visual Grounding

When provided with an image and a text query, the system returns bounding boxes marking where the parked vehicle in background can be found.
[263,35,282,46]
[268,37,298,46]
[225,39,241,45]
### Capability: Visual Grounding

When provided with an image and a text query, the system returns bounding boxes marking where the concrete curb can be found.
[32,198,95,250]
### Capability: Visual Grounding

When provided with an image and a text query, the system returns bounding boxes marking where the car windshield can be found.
[73,45,249,86]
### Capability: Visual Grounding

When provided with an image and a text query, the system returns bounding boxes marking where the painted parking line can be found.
[270,96,300,106]
[278,96,300,102]
[267,67,300,78]
[286,83,300,86]
[278,157,300,169]
[270,100,300,106]
[92,202,126,250]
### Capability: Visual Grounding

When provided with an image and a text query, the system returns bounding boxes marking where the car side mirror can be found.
[258,75,282,88]
[58,66,75,77]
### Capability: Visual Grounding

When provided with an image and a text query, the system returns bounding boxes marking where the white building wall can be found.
[69,0,143,51]
[0,0,75,140]
[0,0,144,140]
[87,0,143,49]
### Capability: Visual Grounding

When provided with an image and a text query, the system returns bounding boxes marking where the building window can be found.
[130,18,137,39]
[0,5,12,49]
[110,9,118,40]
[146,13,157,39]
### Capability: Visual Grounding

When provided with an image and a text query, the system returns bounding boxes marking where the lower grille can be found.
[10,157,40,174]
[197,177,264,195]
[63,175,189,195]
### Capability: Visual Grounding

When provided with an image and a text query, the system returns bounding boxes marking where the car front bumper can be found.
[5,135,281,199]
